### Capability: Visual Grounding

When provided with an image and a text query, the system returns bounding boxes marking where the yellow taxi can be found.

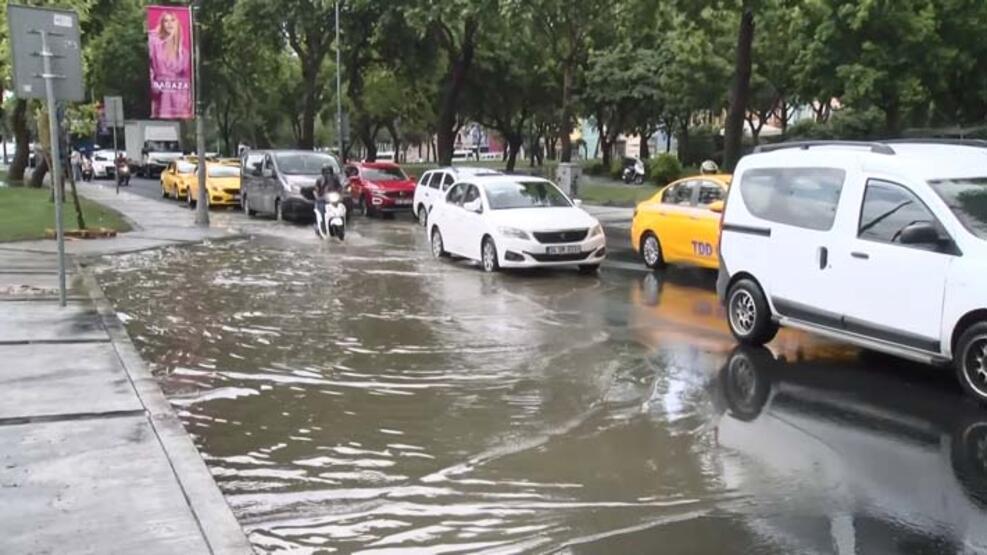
[185,162,242,208]
[631,173,732,270]
[160,158,198,200]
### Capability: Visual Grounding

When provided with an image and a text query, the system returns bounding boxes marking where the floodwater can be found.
[94,221,987,554]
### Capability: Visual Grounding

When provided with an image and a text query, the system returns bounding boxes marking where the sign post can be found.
[104,95,124,194]
[8,4,84,308]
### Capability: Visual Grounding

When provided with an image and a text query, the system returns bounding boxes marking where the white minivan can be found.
[412,166,501,226]
[717,140,987,403]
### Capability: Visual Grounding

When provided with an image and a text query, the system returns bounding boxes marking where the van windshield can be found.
[146,140,180,152]
[929,178,987,240]
[275,152,338,175]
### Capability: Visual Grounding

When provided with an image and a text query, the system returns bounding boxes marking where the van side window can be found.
[662,181,695,205]
[739,168,845,231]
[858,180,949,251]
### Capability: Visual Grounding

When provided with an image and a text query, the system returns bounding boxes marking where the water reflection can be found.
[91,229,987,553]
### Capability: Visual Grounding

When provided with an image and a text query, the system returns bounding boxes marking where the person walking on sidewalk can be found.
[70,149,82,182]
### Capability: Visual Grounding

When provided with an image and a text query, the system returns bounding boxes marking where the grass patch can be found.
[575,182,659,207]
[0,186,131,242]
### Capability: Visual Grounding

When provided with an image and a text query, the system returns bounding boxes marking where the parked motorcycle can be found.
[621,157,646,185]
[315,191,347,241]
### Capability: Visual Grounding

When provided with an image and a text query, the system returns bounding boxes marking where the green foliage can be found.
[648,153,683,186]
[0,187,130,241]
[609,159,624,180]
[678,125,720,168]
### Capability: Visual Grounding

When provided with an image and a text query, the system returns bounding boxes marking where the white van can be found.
[717,140,987,403]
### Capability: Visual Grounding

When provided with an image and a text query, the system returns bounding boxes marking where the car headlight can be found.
[498,226,530,240]
[589,224,604,237]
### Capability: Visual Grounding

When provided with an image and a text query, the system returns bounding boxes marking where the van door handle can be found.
[818,246,828,269]
[851,251,869,260]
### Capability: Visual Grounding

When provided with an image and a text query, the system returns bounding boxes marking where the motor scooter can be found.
[81,158,94,182]
[315,191,347,241]
[621,157,646,184]
[116,163,131,187]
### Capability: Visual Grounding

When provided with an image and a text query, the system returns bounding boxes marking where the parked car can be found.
[240,150,341,221]
[413,166,502,226]
[631,173,732,270]
[159,158,198,199]
[91,149,118,178]
[427,175,606,273]
[185,162,242,209]
[345,162,416,218]
[717,140,987,404]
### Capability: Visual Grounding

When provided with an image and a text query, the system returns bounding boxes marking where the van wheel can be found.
[727,278,778,345]
[955,322,987,404]
[243,195,257,217]
[720,346,773,422]
[641,232,665,270]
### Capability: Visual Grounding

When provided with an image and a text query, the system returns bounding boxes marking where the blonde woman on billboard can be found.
[149,10,191,119]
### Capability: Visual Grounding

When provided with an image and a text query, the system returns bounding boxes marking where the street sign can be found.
[104,95,124,127]
[7,4,84,102]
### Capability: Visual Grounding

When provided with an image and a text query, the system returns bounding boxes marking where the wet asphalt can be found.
[91,177,987,554]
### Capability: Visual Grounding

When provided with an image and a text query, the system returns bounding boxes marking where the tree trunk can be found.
[30,154,48,189]
[385,121,401,162]
[560,63,574,162]
[505,134,523,172]
[299,65,318,149]
[66,165,86,230]
[639,131,651,160]
[723,6,755,172]
[436,20,478,166]
[10,99,29,183]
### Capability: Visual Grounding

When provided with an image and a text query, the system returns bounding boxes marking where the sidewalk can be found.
[0,184,252,554]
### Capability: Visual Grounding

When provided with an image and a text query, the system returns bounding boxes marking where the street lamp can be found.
[193,0,209,226]
[335,0,343,162]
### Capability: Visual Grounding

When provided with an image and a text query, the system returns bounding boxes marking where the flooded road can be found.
[93,218,987,553]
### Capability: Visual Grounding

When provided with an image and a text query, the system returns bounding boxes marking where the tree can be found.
[723,4,754,171]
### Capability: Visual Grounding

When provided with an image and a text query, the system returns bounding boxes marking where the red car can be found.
[345,162,416,218]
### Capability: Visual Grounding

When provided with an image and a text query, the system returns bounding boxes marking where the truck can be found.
[124,120,183,177]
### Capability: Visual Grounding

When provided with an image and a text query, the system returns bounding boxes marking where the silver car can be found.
[241,150,341,221]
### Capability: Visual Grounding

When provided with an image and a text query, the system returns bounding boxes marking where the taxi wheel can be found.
[727,279,778,346]
[161,187,168,198]
[641,233,666,270]
[955,322,987,405]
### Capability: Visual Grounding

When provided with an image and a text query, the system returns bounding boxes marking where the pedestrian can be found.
[70,149,81,182]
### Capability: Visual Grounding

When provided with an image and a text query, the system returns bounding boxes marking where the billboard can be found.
[147,5,193,120]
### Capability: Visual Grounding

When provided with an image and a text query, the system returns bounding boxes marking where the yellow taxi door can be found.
[681,179,727,267]
[653,180,699,262]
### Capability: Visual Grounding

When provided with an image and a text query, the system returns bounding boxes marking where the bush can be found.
[609,159,624,180]
[648,153,683,186]
[583,161,607,176]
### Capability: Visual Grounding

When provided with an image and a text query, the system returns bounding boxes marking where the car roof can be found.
[430,166,502,177]
[671,173,732,185]
[742,141,987,182]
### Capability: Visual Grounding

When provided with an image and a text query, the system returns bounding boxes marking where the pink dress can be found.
[149,36,191,119]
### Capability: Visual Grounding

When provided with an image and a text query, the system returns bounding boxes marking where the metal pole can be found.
[113,126,119,194]
[193,2,209,226]
[335,0,343,161]
[40,30,67,307]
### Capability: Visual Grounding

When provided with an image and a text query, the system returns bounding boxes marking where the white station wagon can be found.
[717,140,987,404]
[427,175,607,273]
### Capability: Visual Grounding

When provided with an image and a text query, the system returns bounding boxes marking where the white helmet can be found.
[700,160,719,174]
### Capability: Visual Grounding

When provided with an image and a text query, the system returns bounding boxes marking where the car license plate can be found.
[547,245,581,255]
[395,198,412,205]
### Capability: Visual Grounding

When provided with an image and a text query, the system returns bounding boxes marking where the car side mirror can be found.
[408,175,417,181]
[898,222,941,245]
[572,199,583,207]
[708,200,725,213]
[463,199,483,213]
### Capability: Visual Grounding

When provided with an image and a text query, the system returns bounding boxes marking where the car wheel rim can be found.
[483,242,496,272]
[729,356,757,404]
[963,337,987,398]
[431,231,443,257]
[729,290,757,336]
[643,236,660,266]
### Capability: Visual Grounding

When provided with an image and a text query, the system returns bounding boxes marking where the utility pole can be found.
[193,0,209,226]
[40,30,67,307]
[335,0,343,162]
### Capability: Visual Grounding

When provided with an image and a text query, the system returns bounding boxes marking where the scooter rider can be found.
[313,164,342,237]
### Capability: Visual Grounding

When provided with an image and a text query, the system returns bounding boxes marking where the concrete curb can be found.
[77,259,254,555]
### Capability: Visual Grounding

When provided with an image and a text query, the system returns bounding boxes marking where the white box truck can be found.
[124,120,183,177]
